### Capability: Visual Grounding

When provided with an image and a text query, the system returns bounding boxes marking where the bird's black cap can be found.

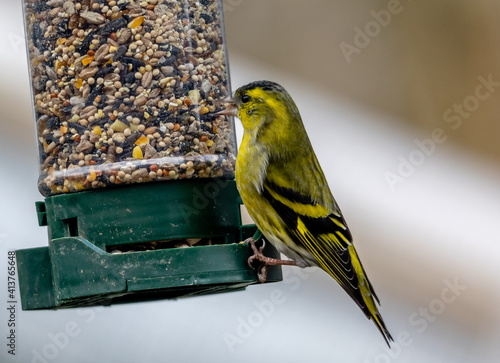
[236,80,287,94]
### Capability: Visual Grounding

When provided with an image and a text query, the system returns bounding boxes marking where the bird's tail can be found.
[348,245,393,346]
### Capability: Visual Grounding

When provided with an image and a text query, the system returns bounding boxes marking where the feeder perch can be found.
[16,180,282,309]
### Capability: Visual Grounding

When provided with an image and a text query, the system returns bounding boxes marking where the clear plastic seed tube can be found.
[23,0,235,196]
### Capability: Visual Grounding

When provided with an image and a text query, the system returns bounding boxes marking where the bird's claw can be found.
[245,237,269,283]
[247,238,266,262]
[245,237,297,283]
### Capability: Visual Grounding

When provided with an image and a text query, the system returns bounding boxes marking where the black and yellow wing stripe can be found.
[262,179,393,345]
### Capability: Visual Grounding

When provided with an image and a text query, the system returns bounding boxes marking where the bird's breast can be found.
[235,135,268,196]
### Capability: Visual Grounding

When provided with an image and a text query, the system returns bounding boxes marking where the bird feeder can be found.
[16,0,282,310]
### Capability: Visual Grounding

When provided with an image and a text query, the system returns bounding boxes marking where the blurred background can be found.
[1,0,499,362]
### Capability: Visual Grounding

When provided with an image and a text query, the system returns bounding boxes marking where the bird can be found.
[217,80,393,346]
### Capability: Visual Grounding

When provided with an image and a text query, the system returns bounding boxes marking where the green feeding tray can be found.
[16,179,282,310]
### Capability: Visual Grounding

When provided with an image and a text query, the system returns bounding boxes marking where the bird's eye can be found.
[241,94,251,103]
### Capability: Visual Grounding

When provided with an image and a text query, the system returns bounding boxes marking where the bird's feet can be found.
[245,237,297,283]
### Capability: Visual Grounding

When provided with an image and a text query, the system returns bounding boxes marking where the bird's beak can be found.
[215,97,239,117]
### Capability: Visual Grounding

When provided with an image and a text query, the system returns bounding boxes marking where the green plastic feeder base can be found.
[16,179,282,310]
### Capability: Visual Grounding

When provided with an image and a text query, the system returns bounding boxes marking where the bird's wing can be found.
[261,177,393,344]
[262,178,360,292]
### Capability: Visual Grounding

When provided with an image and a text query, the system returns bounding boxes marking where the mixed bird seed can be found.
[24,0,235,196]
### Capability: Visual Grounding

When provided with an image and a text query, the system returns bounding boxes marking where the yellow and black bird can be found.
[219,80,393,345]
